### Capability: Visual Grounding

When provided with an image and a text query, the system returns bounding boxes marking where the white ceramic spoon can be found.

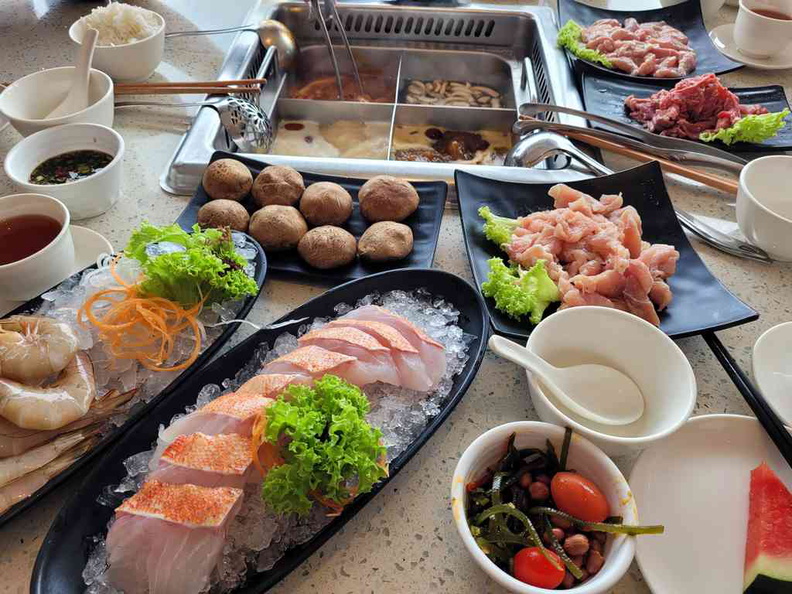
[488,335,645,426]
[48,28,98,119]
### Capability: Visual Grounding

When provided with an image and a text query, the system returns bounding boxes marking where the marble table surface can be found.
[0,0,790,592]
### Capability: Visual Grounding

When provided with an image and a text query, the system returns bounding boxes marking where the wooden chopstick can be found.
[115,78,267,90]
[115,86,261,96]
[566,130,740,195]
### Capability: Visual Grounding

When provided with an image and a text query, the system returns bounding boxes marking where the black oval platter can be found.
[31,268,489,594]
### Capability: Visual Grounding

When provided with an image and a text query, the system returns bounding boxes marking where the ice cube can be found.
[145,241,186,258]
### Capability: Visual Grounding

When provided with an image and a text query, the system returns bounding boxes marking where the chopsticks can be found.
[114,78,267,96]
[565,130,740,195]
[704,331,792,469]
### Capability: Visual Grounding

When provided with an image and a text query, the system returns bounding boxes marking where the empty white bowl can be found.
[0,193,75,301]
[525,307,697,456]
[0,67,113,137]
[4,124,124,220]
[752,322,792,425]
[69,9,165,82]
[737,155,792,261]
[451,421,637,594]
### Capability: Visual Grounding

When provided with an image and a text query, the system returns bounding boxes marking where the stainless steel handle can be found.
[165,25,254,39]
[559,149,772,263]
[514,118,745,176]
[114,100,219,108]
[518,102,747,171]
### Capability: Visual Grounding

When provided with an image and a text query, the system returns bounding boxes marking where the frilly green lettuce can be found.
[700,109,790,145]
[557,20,613,68]
[481,258,560,325]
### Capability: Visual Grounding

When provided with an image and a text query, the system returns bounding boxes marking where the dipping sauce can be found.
[29,150,114,185]
[0,214,61,265]
[750,8,792,19]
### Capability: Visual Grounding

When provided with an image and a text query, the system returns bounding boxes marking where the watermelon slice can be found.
[744,462,792,593]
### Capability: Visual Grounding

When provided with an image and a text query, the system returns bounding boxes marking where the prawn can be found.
[0,316,79,383]
[0,352,97,431]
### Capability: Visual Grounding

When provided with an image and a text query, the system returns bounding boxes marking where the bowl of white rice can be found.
[69,3,165,82]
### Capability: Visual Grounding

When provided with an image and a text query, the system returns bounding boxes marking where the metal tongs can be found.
[309,0,364,100]
[515,103,747,176]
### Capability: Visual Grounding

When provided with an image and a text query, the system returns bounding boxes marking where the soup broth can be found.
[750,7,792,19]
[0,214,61,265]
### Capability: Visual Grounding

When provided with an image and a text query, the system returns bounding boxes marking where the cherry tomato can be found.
[513,547,565,589]
[550,471,610,523]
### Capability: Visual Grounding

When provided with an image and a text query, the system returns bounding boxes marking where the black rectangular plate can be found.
[582,73,792,152]
[455,161,758,342]
[0,234,268,528]
[558,0,743,83]
[31,268,489,594]
[177,151,448,285]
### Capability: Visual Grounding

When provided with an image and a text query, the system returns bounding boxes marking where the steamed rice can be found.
[81,3,160,46]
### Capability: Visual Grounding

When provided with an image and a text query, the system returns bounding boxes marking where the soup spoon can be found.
[48,28,98,118]
[488,335,645,426]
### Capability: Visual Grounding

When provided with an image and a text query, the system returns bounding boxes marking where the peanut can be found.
[529,481,550,501]
[563,534,590,556]
[586,550,605,575]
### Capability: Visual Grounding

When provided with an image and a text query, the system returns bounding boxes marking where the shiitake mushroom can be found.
[297,226,356,269]
[196,199,250,232]
[299,181,353,226]
[248,205,307,251]
[357,221,414,261]
[357,175,419,222]
[202,159,253,202]
[251,165,305,208]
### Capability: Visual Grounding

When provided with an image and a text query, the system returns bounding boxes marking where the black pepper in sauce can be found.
[29,150,114,185]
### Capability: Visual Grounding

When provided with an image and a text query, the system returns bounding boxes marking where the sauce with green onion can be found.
[29,150,114,185]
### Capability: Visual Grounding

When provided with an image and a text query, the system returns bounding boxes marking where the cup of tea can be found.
[737,155,792,261]
[0,193,75,301]
[734,0,792,58]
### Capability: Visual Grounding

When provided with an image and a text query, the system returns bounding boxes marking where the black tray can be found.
[0,233,268,528]
[455,161,758,342]
[558,0,743,83]
[31,268,489,594]
[582,73,792,152]
[177,152,448,285]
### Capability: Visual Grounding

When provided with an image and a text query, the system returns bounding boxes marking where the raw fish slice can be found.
[148,433,255,489]
[106,481,242,594]
[262,345,356,380]
[298,327,400,387]
[326,319,434,391]
[341,306,446,389]
[236,373,310,397]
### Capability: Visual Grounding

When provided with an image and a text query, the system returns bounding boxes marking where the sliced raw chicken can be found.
[262,345,356,380]
[341,306,446,388]
[298,326,400,387]
[148,433,255,489]
[326,319,435,391]
[106,480,243,594]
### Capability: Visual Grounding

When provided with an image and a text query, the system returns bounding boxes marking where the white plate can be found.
[0,225,112,317]
[709,24,792,70]
[753,322,792,425]
[630,414,792,594]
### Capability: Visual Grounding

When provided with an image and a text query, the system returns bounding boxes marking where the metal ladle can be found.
[165,19,298,71]
[506,131,773,263]
[115,96,273,153]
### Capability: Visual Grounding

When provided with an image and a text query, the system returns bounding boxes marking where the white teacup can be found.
[736,155,792,261]
[0,194,75,301]
[734,0,792,59]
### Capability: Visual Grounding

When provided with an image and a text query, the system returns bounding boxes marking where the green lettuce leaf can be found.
[124,222,258,307]
[557,20,612,68]
[261,375,388,516]
[700,109,790,145]
[481,258,560,324]
[478,206,520,248]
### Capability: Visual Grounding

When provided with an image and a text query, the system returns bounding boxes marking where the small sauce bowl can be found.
[525,307,696,456]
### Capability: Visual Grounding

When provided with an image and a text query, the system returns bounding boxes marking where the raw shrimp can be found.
[0,316,79,383]
[0,352,97,431]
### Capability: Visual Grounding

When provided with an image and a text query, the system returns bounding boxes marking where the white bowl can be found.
[4,124,124,220]
[69,10,165,82]
[752,322,792,425]
[525,307,697,456]
[737,155,792,261]
[0,67,113,137]
[0,193,75,301]
[451,421,637,594]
